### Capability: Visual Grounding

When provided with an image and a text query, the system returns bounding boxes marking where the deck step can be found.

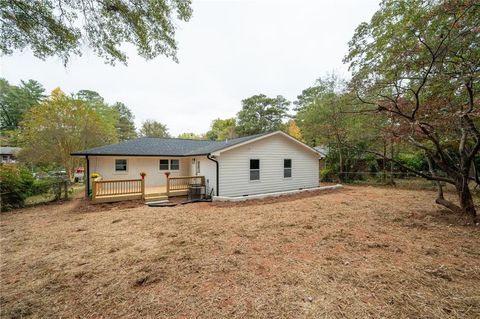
[145,195,168,202]
[145,193,164,197]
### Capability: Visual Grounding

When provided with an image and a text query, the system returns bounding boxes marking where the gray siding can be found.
[218,134,319,197]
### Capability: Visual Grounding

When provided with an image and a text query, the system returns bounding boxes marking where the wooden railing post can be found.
[141,178,145,200]
[166,177,170,197]
[92,180,97,200]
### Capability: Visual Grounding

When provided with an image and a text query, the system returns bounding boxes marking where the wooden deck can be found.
[91,176,203,204]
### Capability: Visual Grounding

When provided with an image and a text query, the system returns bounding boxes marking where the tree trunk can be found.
[389,142,395,185]
[338,150,344,182]
[456,177,477,220]
[382,141,387,183]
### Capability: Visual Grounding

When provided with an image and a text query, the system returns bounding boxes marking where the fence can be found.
[323,171,449,190]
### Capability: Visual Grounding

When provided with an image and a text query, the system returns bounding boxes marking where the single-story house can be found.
[71,131,320,203]
[0,147,21,164]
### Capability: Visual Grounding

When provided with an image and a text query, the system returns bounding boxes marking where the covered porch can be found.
[91,175,206,203]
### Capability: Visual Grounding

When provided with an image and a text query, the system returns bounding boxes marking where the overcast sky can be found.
[0,0,379,136]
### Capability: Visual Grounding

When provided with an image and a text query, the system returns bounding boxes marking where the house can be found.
[314,145,328,170]
[0,147,21,164]
[71,131,320,203]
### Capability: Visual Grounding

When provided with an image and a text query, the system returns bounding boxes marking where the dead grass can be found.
[1,185,479,318]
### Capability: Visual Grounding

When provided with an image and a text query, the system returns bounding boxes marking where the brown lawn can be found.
[1,186,479,318]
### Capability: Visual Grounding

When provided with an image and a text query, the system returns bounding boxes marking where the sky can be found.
[0,0,379,136]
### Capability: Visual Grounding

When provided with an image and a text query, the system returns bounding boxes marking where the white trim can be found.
[159,159,169,171]
[114,158,128,173]
[213,184,343,202]
[249,158,260,181]
[211,131,320,157]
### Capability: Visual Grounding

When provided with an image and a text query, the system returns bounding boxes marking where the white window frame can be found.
[159,159,169,170]
[284,159,292,178]
[115,159,128,173]
[250,159,260,181]
[170,159,180,171]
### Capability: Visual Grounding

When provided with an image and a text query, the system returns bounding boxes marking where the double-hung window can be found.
[115,159,128,172]
[170,159,179,170]
[250,159,260,180]
[284,159,292,178]
[160,159,180,170]
[159,159,169,170]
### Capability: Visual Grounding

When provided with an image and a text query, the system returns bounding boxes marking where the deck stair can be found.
[144,192,168,202]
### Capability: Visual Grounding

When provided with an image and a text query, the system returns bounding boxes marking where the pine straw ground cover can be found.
[1,186,479,318]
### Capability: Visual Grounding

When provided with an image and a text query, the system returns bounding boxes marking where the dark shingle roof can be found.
[0,147,21,155]
[71,132,270,157]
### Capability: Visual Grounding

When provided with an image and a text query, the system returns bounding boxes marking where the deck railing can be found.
[167,176,205,196]
[92,179,145,200]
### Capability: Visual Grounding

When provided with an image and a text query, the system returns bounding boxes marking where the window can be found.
[159,159,169,170]
[170,159,179,170]
[250,159,260,180]
[284,159,292,178]
[115,159,127,172]
[196,161,201,174]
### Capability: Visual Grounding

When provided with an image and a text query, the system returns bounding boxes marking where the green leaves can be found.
[19,88,119,178]
[236,94,290,136]
[139,120,170,138]
[0,0,193,65]
[206,118,237,141]
[0,78,45,132]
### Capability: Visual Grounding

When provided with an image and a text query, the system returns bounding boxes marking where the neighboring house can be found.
[314,145,328,170]
[0,147,21,164]
[71,131,320,202]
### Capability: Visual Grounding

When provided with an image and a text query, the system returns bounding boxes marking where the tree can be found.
[76,90,136,141]
[177,132,203,139]
[296,75,373,181]
[293,85,327,113]
[19,88,117,179]
[111,102,137,141]
[0,78,45,131]
[206,118,237,141]
[286,119,302,140]
[236,94,290,136]
[0,0,193,65]
[75,90,117,127]
[345,0,480,220]
[139,120,170,138]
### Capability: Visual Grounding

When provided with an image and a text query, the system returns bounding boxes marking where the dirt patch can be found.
[1,185,479,318]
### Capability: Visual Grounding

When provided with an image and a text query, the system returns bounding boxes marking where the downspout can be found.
[207,154,219,196]
[85,155,90,198]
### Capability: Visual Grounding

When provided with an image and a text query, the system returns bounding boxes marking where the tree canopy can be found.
[177,132,204,140]
[19,88,117,179]
[206,118,237,141]
[0,0,193,65]
[0,79,45,131]
[112,102,137,141]
[236,94,290,136]
[139,120,170,138]
[345,0,480,218]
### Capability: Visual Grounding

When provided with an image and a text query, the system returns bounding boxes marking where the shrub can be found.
[31,178,58,196]
[320,168,336,182]
[0,165,34,211]
[395,153,427,172]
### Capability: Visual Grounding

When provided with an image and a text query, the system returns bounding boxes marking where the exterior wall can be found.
[217,134,319,197]
[89,156,190,187]
[189,156,217,196]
